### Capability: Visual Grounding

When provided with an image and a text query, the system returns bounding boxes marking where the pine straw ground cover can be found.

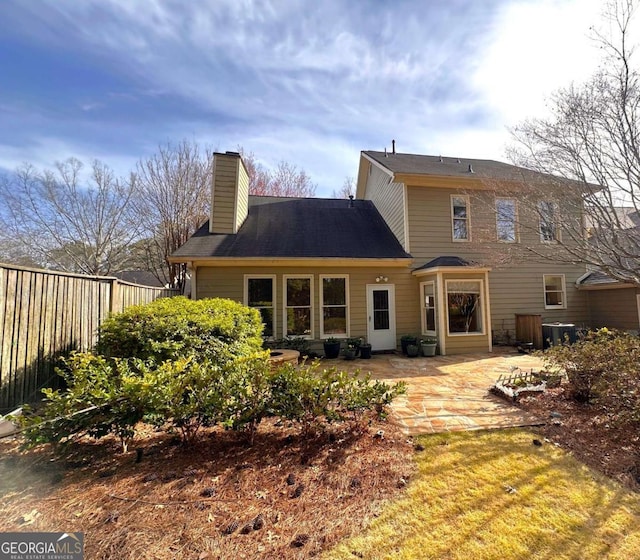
[0,416,414,559]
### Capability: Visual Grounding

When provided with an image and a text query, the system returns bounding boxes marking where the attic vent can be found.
[468,164,475,173]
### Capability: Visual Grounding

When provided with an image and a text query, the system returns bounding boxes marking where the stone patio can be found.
[341,350,545,435]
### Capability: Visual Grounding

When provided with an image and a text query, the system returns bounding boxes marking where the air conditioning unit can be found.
[542,323,577,348]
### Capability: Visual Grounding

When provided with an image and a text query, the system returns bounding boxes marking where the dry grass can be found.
[0,417,414,559]
[323,429,640,560]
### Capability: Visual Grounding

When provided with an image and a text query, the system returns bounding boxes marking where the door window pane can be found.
[373,289,390,330]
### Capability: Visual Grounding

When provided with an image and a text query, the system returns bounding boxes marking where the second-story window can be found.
[538,201,559,242]
[451,195,469,241]
[496,198,517,242]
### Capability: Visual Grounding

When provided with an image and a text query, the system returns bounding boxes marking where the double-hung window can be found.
[451,195,470,241]
[284,275,313,337]
[320,275,348,337]
[543,274,566,309]
[496,198,517,242]
[245,276,275,337]
[538,201,559,242]
[421,282,436,334]
[446,280,483,335]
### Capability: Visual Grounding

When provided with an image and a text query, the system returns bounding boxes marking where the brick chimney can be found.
[210,151,249,234]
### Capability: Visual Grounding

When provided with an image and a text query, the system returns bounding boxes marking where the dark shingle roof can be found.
[114,270,164,287]
[577,270,617,286]
[413,256,478,272]
[172,196,411,260]
[364,151,573,184]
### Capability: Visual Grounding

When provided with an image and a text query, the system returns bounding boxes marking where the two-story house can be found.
[170,149,590,355]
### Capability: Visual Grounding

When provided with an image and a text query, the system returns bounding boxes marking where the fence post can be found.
[109,278,120,315]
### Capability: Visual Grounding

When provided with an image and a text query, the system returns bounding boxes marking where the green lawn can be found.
[323,429,640,560]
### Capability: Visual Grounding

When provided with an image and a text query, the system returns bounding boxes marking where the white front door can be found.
[367,284,396,351]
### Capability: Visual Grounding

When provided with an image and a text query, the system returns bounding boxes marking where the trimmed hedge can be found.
[96,296,264,363]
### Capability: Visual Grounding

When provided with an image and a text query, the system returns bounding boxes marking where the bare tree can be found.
[238,147,317,197]
[332,176,355,199]
[0,159,139,275]
[508,0,640,285]
[133,140,213,291]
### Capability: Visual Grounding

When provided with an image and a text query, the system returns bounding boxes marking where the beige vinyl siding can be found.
[211,154,240,234]
[488,265,589,336]
[364,164,407,249]
[197,265,421,346]
[587,288,640,331]
[235,159,249,231]
[407,185,589,339]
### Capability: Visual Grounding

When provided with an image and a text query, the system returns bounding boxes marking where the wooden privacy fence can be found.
[0,263,179,413]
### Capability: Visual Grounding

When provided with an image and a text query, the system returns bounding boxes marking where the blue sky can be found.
[0,0,605,196]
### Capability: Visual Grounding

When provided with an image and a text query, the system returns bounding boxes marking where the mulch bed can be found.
[0,417,415,560]
[517,386,640,492]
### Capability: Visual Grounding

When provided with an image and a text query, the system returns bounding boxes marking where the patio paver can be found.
[342,350,545,435]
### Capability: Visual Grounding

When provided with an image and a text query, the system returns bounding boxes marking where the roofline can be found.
[576,281,636,291]
[170,257,413,267]
[356,152,395,199]
[412,265,491,277]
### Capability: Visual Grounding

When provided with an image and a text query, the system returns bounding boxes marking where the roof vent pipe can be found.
[392,139,396,154]
[468,164,474,173]
[349,195,354,208]
[384,147,388,157]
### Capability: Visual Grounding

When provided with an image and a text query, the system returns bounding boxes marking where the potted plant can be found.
[400,335,418,355]
[421,337,437,357]
[346,337,363,357]
[323,337,341,359]
[359,340,372,359]
[343,344,358,360]
[406,343,420,357]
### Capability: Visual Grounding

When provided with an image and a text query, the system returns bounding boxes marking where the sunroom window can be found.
[245,276,275,337]
[447,280,483,334]
[421,282,436,333]
[284,276,313,337]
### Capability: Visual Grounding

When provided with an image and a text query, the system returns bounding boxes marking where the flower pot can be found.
[323,340,341,359]
[406,344,420,358]
[359,344,372,359]
[344,348,357,360]
[421,342,437,357]
[401,336,418,355]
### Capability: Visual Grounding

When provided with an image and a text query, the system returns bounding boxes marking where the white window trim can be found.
[244,274,276,339]
[283,274,314,339]
[420,281,437,335]
[495,197,518,243]
[543,274,567,310]
[319,274,349,339]
[538,201,560,243]
[451,194,470,242]
[445,279,485,337]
